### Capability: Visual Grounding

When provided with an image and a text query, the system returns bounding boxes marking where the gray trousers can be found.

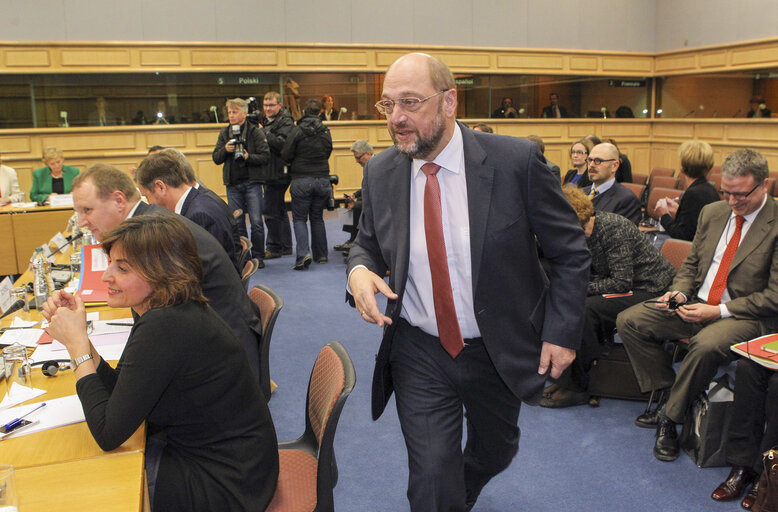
[616,301,761,423]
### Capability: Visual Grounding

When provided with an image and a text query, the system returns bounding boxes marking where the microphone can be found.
[0,299,25,319]
[49,232,84,258]
[683,109,696,118]
[209,106,219,123]
[733,108,742,117]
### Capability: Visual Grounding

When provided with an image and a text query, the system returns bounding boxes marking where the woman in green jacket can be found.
[30,147,79,203]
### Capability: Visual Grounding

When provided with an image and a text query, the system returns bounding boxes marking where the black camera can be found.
[327,174,339,211]
[229,125,245,160]
[245,97,265,127]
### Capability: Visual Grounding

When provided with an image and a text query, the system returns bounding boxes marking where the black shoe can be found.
[635,408,662,428]
[653,417,679,462]
[543,383,560,398]
[292,254,312,271]
[264,250,282,260]
[539,388,589,408]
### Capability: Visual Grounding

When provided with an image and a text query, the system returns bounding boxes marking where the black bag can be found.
[680,375,734,468]
[754,447,778,512]
[588,343,649,401]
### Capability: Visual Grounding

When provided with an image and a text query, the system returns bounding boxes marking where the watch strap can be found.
[70,353,94,370]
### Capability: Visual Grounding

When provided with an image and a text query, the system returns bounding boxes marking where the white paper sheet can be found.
[0,394,85,440]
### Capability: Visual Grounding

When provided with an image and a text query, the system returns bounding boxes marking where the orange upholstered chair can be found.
[248,284,285,400]
[266,342,356,512]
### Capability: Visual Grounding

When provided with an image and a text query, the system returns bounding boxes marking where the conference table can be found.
[1,248,148,511]
[0,203,75,276]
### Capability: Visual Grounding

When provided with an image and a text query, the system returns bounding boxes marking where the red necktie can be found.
[421,163,464,358]
[707,215,745,306]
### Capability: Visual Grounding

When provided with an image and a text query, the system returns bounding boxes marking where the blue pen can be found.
[3,402,46,432]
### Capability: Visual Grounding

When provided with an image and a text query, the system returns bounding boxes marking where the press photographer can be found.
[212,97,270,265]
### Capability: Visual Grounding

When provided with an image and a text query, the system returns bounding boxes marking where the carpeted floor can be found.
[253,216,734,512]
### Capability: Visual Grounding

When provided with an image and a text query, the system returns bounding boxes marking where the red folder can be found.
[78,244,109,305]
[731,333,778,370]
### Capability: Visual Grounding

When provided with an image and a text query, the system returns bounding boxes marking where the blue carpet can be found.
[254,218,733,511]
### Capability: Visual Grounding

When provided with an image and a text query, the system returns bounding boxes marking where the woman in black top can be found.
[654,140,720,241]
[562,139,592,188]
[43,214,278,512]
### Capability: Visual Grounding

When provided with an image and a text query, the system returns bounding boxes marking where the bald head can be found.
[592,143,619,160]
[588,143,621,186]
[382,53,457,161]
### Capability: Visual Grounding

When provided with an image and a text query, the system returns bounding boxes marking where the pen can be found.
[3,402,46,432]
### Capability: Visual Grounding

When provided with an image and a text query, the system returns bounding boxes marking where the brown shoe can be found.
[539,388,589,408]
[711,466,758,501]
[741,481,759,510]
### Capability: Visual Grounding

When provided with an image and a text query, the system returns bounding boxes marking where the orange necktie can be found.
[707,215,745,306]
[421,163,464,358]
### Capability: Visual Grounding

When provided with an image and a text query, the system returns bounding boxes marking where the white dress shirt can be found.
[697,195,766,317]
[401,123,480,339]
[174,187,193,215]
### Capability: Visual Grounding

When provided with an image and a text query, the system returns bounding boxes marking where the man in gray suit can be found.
[617,149,778,462]
[71,164,263,384]
[347,53,590,512]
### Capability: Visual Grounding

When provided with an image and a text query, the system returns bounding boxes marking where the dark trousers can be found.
[726,358,778,472]
[617,301,761,423]
[226,181,264,256]
[560,290,655,391]
[290,177,330,262]
[390,319,522,512]
[341,202,362,241]
[263,182,292,253]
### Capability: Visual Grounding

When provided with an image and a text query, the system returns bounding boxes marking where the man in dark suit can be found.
[135,149,240,272]
[616,149,778,462]
[541,92,569,118]
[347,53,590,512]
[584,143,641,225]
[71,164,263,384]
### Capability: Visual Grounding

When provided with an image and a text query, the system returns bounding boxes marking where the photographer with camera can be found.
[213,98,270,266]
[281,98,333,270]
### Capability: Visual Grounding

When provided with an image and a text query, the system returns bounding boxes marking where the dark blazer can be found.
[30,165,79,202]
[541,105,568,118]
[546,161,561,182]
[262,109,295,185]
[672,199,778,329]
[616,153,633,183]
[659,177,720,241]
[212,122,270,185]
[197,183,242,262]
[181,187,240,273]
[586,180,642,225]
[133,202,264,382]
[563,168,591,189]
[348,122,591,419]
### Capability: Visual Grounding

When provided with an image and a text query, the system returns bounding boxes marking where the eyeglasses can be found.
[263,103,279,108]
[719,182,762,200]
[353,152,366,161]
[586,158,616,166]
[374,90,448,116]
[570,150,587,156]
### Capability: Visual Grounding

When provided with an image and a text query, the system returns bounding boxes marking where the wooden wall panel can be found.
[4,50,50,67]
[194,158,225,196]
[190,50,278,67]
[42,133,137,152]
[0,214,17,275]
[60,50,131,67]
[0,136,33,154]
[652,123,694,139]
[287,50,368,67]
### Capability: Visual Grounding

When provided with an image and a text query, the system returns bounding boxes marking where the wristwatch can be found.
[70,353,94,370]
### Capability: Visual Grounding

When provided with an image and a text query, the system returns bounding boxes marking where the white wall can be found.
[0,0,776,53]
[0,0,655,51]
[654,0,778,52]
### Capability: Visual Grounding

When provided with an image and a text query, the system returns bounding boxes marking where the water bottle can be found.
[32,248,52,310]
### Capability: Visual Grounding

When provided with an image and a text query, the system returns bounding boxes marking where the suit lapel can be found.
[387,151,412,297]
[460,123,494,293]
[698,205,731,276]
[731,199,776,271]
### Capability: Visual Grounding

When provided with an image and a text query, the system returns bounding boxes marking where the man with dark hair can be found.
[136,149,239,271]
[261,91,295,259]
[491,97,518,118]
[542,92,568,118]
[282,98,333,270]
[617,148,778,462]
[213,97,270,267]
[584,143,641,225]
[348,52,589,512]
[525,134,560,182]
[71,164,264,384]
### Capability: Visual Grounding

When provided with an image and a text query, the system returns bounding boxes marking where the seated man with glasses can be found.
[333,140,374,256]
[583,143,641,225]
[616,148,778,463]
